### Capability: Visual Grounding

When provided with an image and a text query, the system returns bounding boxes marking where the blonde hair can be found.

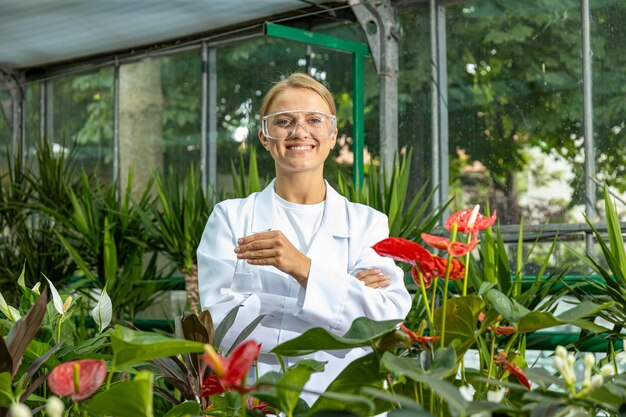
[260,73,336,117]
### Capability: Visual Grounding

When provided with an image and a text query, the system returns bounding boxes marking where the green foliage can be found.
[336,150,447,242]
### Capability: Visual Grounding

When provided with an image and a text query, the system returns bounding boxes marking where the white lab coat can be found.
[197,179,411,402]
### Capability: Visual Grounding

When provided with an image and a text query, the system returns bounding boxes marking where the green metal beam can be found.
[264,22,369,188]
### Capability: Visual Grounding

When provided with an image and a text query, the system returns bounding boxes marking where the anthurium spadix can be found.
[91,287,112,333]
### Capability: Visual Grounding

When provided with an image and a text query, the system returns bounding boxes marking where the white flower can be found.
[590,374,604,389]
[600,364,615,377]
[584,353,595,369]
[45,396,64,417]
[9,403,32,417]
[487,387,506,403]
[459,385,476,401]
[556,345,568,359]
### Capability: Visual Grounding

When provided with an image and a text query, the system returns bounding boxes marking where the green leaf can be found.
[111,325,205,367]
[277,360,323,417]
[517,301,612,333]
[214,305,242,349]
[433,295,483,353]
[271,318,400,356]
[310,353,382,415]
[162,401,201,417]
[380,349,465,415]
[484,289,531,322]
[89,370,154,417]
[0,372,13,407]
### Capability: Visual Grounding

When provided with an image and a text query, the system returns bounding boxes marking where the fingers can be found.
[356,269,391,289]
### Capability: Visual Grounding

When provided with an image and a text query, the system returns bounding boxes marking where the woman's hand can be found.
[355,269,391,289]
[235,231,311,286]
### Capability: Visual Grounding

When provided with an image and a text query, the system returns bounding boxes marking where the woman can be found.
[197,73,411,403]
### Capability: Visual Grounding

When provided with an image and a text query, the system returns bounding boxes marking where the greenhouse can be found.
[1,0,626,416]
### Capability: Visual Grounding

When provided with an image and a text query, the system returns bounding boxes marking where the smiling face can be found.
[258,87,337,177]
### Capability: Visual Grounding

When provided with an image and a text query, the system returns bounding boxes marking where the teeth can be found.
[288,145,313,150]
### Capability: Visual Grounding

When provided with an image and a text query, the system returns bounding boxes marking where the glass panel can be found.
[446,1,583,226]
[398,9,433,200]
[215,38,306,193]
[52,67,114,180]
[161,51,202,177]
[0,88,11,172]
[24,82,41,165]
[591,1,626,219]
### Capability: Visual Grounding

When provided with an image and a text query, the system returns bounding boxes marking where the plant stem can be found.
[440,223,458,348]
[487,331,496,381]
[462,233,472,296]
[418,270,434,326]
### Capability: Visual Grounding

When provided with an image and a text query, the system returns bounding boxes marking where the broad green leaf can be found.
[162,401,201,417]
[89,370,153,417]
[517,301,612,333]
[381,347,457,381]
[484,288,530,322]
[433,296,483,353]
[272,318,400,356]
[111,325,205,367]
[0,372,12,407]
[380,349,465,415]
[91,287,112,333]
[310,391,375,417]
[277,360,323,416]
[311,353,383,416]
[45,276,64,315]
[214,305,242,349]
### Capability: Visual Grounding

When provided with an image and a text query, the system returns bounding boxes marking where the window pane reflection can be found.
[447,1,583,225]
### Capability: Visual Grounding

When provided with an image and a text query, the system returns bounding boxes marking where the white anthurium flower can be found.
[31,282,40,294]
[459,385,476,401]
[45,276,65,315]
[486,387,506,403]
[0,291,21,322]
[91,287,112,333]
[9,403,32,417]
[45,396,65,417]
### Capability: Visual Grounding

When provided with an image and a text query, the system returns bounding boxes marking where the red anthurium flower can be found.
[411,265,433,288]
[373,238,435,270]
[432,256,465,280]
[201,375,225,397]
[203,340,261,393]
[400,323,441,344]
[445,208,497,235]
[495,351,531,390]
[48,359,107,402]
[421,233,478,257]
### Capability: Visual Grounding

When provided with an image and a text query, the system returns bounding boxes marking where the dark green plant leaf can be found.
[271,318,400,356]
[111,325,205,367]
[0,372,12,408]
[433,295,483,354]
[89,371,154,417]
[310,353,381,415]
[484,289,531,322]
[162,401,201,417]
[227,314,267,354]
[214,305,242,348]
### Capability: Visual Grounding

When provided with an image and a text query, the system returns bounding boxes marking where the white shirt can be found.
[197,179,411,404]
[274,192,325,256]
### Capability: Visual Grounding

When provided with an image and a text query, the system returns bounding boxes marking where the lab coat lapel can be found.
[251,179,277,233]
[305,183,350,270]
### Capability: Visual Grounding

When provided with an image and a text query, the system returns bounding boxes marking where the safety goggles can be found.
[261,110,337,140]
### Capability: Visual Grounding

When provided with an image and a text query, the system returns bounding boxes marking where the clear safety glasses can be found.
[261,110,337,140]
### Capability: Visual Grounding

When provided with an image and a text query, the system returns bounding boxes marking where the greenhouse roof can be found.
[0,0,335,70]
